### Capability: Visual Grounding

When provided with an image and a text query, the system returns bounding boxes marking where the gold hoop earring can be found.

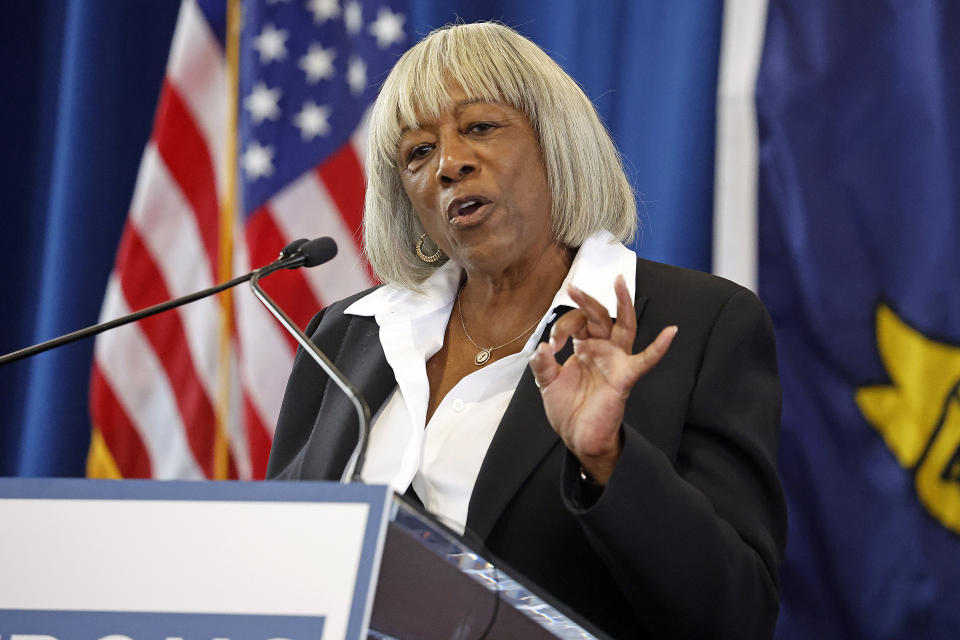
[415,233,444,263]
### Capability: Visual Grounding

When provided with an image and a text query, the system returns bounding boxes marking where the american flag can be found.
[87,0,408,480]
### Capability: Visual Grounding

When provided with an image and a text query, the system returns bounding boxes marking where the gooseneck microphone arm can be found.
[0,275,253,367]
[249,241,371,484]
[0,238,318,367]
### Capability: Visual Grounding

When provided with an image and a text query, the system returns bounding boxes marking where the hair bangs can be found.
[371,24,536,169]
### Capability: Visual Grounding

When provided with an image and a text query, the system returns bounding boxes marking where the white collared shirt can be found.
[344,231,637,534]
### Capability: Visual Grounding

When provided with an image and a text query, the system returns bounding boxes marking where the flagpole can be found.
[215,0,242,480]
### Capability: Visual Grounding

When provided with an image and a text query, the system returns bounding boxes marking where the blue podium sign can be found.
[0,479,391,640]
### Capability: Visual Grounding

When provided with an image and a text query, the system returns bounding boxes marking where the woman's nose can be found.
[436,138,476,184]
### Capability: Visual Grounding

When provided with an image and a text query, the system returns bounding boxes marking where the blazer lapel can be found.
[466,293,650,542]
[296,315,397,480]
[465,319,568,541]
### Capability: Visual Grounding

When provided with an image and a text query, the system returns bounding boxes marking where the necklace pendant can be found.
[474,349,491,366]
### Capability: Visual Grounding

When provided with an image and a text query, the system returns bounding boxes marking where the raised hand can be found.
[529,275,677,484]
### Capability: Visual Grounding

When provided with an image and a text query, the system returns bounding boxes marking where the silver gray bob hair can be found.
[363,22,637,289]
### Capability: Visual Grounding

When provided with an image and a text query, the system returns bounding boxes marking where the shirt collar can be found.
[344,230,636,323]
[550,230,637,318]
[343,257,463,324]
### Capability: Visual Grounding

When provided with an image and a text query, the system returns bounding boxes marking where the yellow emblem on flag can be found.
[856,304,960,533]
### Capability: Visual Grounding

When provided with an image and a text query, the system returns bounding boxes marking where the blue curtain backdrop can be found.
[0,1,181,476]
[0,1,722,477]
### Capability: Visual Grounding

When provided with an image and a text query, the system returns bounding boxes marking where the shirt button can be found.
[452,398,465,412]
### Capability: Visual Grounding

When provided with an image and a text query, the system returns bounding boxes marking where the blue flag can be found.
[757,2,960,638]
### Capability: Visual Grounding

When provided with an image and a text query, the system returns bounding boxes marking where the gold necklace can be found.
[456,289,541,366]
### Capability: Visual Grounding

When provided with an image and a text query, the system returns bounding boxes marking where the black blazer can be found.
[267,257,787,640]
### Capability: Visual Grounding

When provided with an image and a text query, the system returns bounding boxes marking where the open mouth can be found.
[447,196,492,221]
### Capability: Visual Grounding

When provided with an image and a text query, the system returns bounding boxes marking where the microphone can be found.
[275,236,338,270]
[249,238,372,484]
[0,237,338,367]
[279,237,310,257]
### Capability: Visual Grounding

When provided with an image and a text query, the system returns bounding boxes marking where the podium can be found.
[372,498,602,640]
[0,479,602,640]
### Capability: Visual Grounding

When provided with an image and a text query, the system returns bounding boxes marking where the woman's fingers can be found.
[628,325,678,381]
[550,277,634,352]
[529,341,561,390]
[547,279,676,381]
[549,308,589,352]
[610,275,637,350]
[567,284,613,338]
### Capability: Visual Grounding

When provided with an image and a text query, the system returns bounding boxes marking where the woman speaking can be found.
[268,22,786,639]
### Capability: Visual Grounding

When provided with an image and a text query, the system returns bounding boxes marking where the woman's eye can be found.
[407,144,432,162]
[468,122,495,134]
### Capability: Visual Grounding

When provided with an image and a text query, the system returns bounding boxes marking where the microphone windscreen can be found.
[282,237,309,255]
[300,237,338,267]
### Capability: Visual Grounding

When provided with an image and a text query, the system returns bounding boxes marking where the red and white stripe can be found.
[90,0,374,480]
